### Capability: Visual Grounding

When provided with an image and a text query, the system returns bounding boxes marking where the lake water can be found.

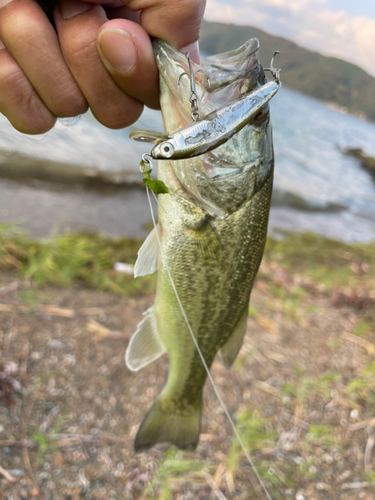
[1,86,375,242]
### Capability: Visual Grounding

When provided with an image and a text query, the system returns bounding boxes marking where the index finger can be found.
[123,0,206,62]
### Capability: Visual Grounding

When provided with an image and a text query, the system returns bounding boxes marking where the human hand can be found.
[0,0,205,134]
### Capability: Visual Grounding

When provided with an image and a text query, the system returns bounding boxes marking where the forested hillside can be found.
[200,20,375,121]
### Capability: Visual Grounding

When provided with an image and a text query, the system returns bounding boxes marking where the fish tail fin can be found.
[134,395,202,452]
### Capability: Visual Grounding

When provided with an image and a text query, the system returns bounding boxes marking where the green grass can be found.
[306,424,340,448]
[143,449,212,499]
[346,361,375,410]
[353,317,373,338]
[0,223,156,295]
[1,223,374,296]
[282,371,340,403]
[228,408,277,474]
[30,415,64,462]
[264,232,375,288]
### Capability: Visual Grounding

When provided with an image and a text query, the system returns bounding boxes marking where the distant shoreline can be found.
[0,150,142,191]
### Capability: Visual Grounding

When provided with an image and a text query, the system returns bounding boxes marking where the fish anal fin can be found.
[134,223,161,278]
[135,396,202,451]
[221,308,248,369]
[125,307,165,372]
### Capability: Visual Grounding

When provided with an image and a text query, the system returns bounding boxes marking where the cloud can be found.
[204,0,375,77]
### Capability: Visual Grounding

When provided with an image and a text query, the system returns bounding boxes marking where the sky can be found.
[204,0,375,77]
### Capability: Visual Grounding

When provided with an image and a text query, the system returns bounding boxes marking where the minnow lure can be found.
[130,77,281,161]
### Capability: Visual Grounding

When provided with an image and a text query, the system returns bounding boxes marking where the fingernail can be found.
[98,29,136,74]
[60,0,92,20]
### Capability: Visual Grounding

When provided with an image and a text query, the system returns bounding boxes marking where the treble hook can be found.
[177,53,203,121]
[264,51,281,84]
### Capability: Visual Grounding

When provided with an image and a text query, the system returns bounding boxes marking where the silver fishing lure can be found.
[130,52,281,162]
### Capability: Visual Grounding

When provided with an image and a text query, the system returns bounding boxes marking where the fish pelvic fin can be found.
[125,307,165,371]
[220,307,248,369]
[134,396,202,452]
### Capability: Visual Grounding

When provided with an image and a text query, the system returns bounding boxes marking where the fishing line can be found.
[146,186,273,500]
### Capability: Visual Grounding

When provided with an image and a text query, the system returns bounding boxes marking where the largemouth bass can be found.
[126,38,278,451]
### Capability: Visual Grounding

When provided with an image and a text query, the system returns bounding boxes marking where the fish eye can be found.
[161,142,174,158]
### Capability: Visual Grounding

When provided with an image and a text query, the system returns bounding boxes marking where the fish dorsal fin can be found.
[125,307,165,371]
[134,223,161,278]
[129,130,171,144]
[220,307,248,369]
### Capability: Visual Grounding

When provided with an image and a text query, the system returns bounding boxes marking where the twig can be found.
[225,470,235,494]
[203,470,228,500]
[341,481,369,490]
[213,463,226,486]
[350,417,375,431]
[40,406,61,432]
[342,332,375,355]
[54,437,91,447]
[0,304,13,312]
[20,339,30,381]
[254,380,281,397]
[0,304,76,317]
[55,432,131,446]
[0,464,16,483]
[0,432,131,452]
[79,308,104,316]
[252,350,269,370]
[20,393,37,483]
[22,440,34,482]
[0,439,36,448]
[364,434,375,472]
[86,320,129,342]
[38,305,75,318]
[86,320,112,336]
[281,410,309,430]
[256,316,279,336]
[0,281,19,295]
[263,349,287,363]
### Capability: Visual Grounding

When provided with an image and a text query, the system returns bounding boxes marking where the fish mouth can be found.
[153,39,273,217]
[153,38,265,134]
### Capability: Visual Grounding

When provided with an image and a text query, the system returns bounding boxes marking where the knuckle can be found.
[93,99,143,129]
[0,59,24,94]
[52,84,89,118]
[0,62,56,134]
[62,36,97,63]
[13,115,56,135]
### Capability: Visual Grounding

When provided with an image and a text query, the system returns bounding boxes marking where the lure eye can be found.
[160,142,174,158]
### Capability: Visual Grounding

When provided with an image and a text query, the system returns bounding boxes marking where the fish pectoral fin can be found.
[134,223,161,278]
[186,217,221,261]
[220,307,248,369]
[129,129,171,144]
[125,307,165,371]
[135,396,202,451]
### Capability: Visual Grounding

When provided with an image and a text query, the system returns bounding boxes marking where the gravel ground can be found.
[0,263,375,499]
